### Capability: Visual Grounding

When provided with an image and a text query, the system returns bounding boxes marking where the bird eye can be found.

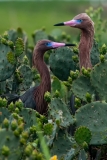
[45,42,52,47]
[77,19,83,23]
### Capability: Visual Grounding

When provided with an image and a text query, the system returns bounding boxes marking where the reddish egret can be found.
[6,40,75,115]
[54,13,94,70]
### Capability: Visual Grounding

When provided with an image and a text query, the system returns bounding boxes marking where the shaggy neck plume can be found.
[79,27,94,70]
[33,50,51,115]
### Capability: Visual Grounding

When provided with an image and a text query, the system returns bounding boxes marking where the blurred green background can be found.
[0,1,106,44]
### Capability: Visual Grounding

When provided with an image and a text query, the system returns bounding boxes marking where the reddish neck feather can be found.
[79,28,94,70]
[33,50,51,115]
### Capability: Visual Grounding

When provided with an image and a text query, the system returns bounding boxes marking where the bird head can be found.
[35,39,76,52]
[54,13,94,30]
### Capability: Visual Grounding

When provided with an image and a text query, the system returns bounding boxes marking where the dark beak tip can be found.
[54,22,64,26]
[65,44,76,47]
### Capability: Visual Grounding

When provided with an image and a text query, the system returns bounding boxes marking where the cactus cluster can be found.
[0,7,107,159]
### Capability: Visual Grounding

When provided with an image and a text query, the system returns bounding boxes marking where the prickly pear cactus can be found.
[0,129,21,159]
[0,41,16,81]
[32,29,48,44]
[71,75,95,101]
[18,64,33,91]
[49,47,77,81]
[0,107,11,124]
[75,101,107,145]
[90,60,107,101]
[8,27,28,46]
[19,108,37,129]
[26,48,33,67]
[50,129,76,160]
[74,126,92,146]
[78,149,88,160]
[51,76,68,101]
[91,39,100,66]
[15,38,24,57]
[48,97,74,127]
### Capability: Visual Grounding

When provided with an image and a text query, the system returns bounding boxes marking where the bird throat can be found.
[79,29,94,70]
[33,52,51,115]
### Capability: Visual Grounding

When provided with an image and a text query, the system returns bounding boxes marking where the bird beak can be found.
[51,42,76,48]
[54,19,77,27]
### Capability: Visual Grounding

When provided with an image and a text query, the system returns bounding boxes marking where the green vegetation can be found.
[0,1,106,44]
[0,3,107,160]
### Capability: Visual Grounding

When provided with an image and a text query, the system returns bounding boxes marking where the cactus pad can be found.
[74,126,92,145]
[91,39,100,66]
[91,60,107,101]
[49,47,77,81]
[32,30,48,44]
[50,129,75,159]
[18,64,33,91]
[48,98,74,127]
[0,43,16,81]
[71,75,95,101]
[75,101,107,145]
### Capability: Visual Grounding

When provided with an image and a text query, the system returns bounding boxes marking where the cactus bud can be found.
[15,38,24,57]
[17,117,24,125]
[33,74,40,81]
[43,123,53,135]
[54,90,60,98]
[3,118,9,129]
[7,40,14,48]
[72,55,79,63]
[100,54,105,63]
[100,44,107,55]
[44,91,51,103]
[68,76,72,84]
[31,150,38,159]
[3,31,8,40]
[82,141,88,151]
[81,67,90,77]
[20,138,26,145]
[12,113,19,119]
[73,46,78,54]
[75,98,81,108]
[7,52,16,65]
[24,144,33,156]
[23,55,29,65]
[8,102,15,112]
[14,107,20,114]
[30,126,37,134]
[86,92,92,102]
[63,81,71,88]
[14,129,20,137]
[1,145,10,156]
[1,38,8,45]
[11,119,18,131]
[22,131,29,139]
[2,98,7,107]
[70,71,78,80]
[17,123,24,133]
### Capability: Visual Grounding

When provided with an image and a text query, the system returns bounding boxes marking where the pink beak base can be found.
[64,19,77,26]
[54,19,77,27]
[51,42,75,48]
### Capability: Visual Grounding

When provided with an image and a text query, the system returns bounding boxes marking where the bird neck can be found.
[33,51,51,115]
[79,28,94,70]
